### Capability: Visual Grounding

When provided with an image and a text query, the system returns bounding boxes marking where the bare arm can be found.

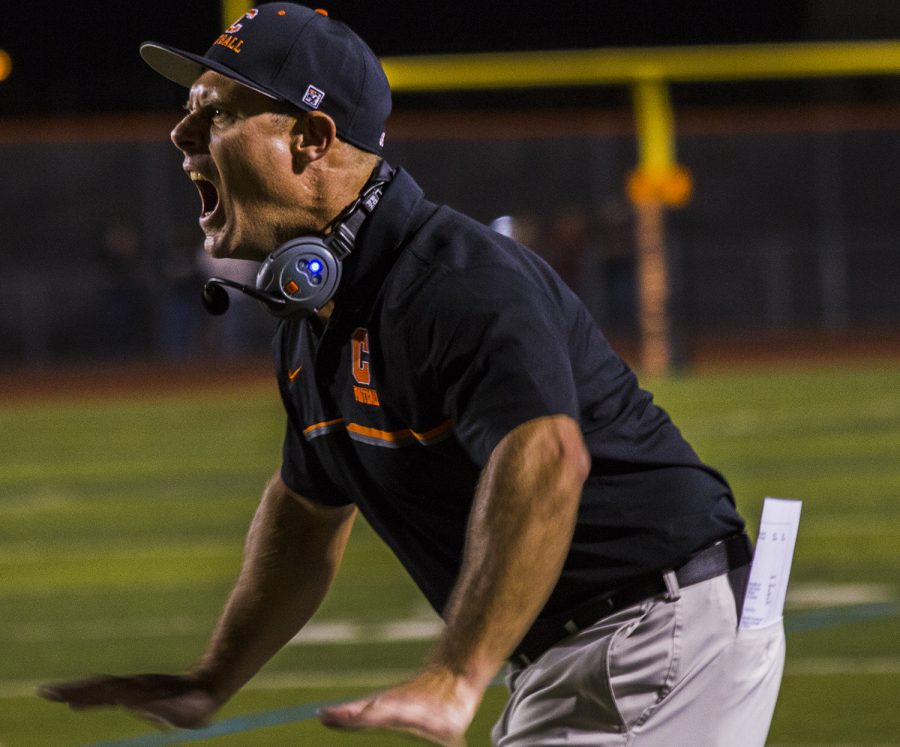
[39,471,356,728]
[430,414,590,686]
[192,471,357,701]
[320,414,590,745]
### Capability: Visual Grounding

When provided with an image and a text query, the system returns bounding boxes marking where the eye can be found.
[181,102,235,125]
[209,107,235,125]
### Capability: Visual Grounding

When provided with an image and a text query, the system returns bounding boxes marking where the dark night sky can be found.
[0,1,896,116]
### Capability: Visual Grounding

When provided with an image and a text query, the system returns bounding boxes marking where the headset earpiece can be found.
[202,161,393,321]
[255,236,342,318]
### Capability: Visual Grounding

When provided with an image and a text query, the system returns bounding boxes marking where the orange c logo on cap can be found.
[315,8,329,16]
[225,7,258,33]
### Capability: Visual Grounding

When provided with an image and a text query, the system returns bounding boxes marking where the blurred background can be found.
[1,3,900,746]
[1,0,898,371]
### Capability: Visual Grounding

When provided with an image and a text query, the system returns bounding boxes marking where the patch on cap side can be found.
[302,85,326,109]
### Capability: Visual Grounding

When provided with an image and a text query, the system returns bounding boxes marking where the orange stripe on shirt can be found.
[410,419,454,444]
[345,419,454,447]
[345,422,416,444]
[302,418,454,447]
[303,418,345,438]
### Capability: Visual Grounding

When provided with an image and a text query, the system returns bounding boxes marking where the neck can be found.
[306,153,381,236]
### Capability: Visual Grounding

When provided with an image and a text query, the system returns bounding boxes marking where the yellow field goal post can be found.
[222,4,900,374]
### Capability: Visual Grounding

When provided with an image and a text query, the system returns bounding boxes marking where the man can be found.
[39,4,785,745]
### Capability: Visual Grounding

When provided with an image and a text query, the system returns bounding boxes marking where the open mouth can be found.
[190,171,220,219]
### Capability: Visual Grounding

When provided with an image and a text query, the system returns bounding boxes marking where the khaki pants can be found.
[493,572,785,746]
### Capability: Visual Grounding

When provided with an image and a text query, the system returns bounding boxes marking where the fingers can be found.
[318,694,466,747]
[317,697,374,729]
[38,674,194,706]
[37,674,217,730]
[37,675,130,708]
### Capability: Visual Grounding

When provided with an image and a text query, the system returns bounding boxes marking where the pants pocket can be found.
[606,596,679,730]
[732,617,786,686]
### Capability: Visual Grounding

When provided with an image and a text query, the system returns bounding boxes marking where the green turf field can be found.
[1,363,898,746]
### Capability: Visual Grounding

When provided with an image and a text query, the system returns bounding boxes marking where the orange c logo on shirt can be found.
[351,328,371,386]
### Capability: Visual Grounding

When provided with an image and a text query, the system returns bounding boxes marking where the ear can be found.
[290,111,337,165]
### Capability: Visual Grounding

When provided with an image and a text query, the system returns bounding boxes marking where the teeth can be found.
[189,171,205,181]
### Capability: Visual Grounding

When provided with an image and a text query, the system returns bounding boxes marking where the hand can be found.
[37,673,220,730]
[317,668,481,747]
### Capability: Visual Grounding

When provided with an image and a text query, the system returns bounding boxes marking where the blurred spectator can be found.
[493,203,637,337]
[91,222,153,356]
[595,196,637,336]
[489,213,540,247]
[542,205,604,323]
[158,228,207,360]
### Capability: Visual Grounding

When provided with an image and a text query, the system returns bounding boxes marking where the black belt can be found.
[511,533,753,667]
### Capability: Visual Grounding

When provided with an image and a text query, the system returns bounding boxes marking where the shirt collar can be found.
[332,167,431,308]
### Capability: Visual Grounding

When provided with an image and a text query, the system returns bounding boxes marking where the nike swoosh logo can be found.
[288,366,302,382]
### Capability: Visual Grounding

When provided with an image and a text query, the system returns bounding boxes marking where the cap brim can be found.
[140,42,281,102]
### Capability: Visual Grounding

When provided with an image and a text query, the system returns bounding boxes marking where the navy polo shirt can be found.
[274,167,744,620]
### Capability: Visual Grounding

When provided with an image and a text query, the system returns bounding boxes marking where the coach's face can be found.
[170,71,305,261]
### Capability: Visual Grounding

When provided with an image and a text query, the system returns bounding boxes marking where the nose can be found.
[170,112,205,153]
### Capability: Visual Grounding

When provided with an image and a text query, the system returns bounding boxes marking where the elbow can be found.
[554,417,591,491]
[528,416,590,528]
[519,414,591,495]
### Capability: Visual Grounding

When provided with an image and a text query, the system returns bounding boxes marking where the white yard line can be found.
[0,616,443,644]
[2,582,893,643]
[287,618,443,645]
[786,582,894,608]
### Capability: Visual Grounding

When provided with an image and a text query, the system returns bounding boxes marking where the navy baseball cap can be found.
[139,3,391,154]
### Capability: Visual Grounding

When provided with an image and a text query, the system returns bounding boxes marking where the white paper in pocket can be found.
[739,497,802,630]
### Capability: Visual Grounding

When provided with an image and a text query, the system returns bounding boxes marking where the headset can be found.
[201,161,393,320]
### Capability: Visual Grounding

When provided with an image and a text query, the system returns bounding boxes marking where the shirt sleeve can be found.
[274,328,353,507]
[279,415,352,507]
[412,265,580,466]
